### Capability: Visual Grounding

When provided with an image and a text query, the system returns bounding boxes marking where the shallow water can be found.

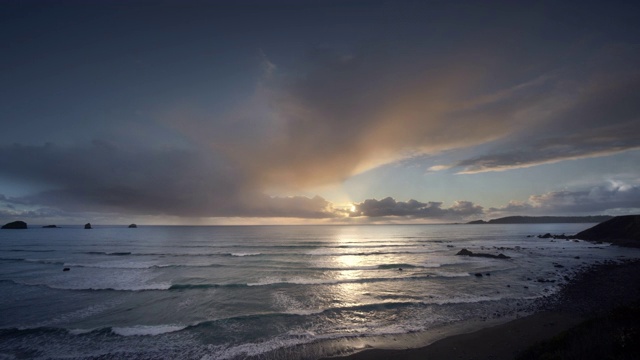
[1,224,638,359]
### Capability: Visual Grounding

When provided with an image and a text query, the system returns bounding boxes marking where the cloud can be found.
[487,181,640,216]
[2,4,638,221]
[426,164,452,172]
[527,183,640,214]
[351,197,483,219]
[455,45,640,174]
[488,201,534,214]
[212,46,540,190]
[0,142,337,219]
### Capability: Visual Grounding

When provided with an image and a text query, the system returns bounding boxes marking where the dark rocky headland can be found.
[575,214,640,247]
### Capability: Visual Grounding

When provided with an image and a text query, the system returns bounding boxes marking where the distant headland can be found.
[467,215,613,224]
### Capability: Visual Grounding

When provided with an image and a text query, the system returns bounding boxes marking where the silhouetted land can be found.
[467,215,613,224]
[575,215,640,247]
[1,221,27,229]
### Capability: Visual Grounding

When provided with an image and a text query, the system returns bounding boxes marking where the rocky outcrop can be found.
[42,225,58,228]
[467,220,487,224]
[575,215,640,247]
[456,248,510,259]
[84,223,92,229]
[128,224,137,228]
[537,233,575,240]
[1,221,27,229]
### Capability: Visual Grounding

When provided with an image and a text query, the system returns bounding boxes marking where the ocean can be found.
[1,224,638,359]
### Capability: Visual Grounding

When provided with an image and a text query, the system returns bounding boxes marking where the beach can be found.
[329,259,640,360]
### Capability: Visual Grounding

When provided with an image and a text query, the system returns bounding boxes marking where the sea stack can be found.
[128,224,137,228]
[1,221,27,229]
[84,223,92,229]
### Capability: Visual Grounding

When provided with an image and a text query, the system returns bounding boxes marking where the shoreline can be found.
[322,259,640,360]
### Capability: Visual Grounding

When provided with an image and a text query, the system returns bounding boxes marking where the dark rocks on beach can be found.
[456,248,510,259]
[475,273,483,277]
[128,224,137,228]
[536,233,576,240]
[575,215,640,247]
[537,278,556,283]
[1,221,27,229]
[84,223,92,229]
[42,225,58,228]
[63,267,70,272]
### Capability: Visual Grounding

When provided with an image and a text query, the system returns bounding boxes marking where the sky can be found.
[1,0,639,225]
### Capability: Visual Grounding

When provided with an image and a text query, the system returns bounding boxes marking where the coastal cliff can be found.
[575,215,640,247]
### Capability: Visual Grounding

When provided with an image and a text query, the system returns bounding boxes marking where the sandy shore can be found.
[324,259,640,360]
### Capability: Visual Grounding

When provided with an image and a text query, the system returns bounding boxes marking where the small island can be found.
[1,221,27,229]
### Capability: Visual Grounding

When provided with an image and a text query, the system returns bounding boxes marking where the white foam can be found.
[430,295,503,305]
[68,328,96,335]
[247,277,340,286]
[230,252,261,257]
[16,279,172,291]
[432,271,470,278]
[271,292,323,315]
[64,261,158,269]
[111,324,187,336]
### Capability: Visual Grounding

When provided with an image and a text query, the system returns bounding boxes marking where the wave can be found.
[1,324,187,339]
[304,249,437,256]
[377,263,419,270]
[110,324,187,336]
[25,258,66,265]
[0,257,443,272]
[245,273,454,287]
[0,279,172,292]
[69,249,442,258]
[6,249,56,253]
[82,251,132,256]
[2,269,472,292]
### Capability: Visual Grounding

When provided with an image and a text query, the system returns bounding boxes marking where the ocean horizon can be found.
[2,224,639,359]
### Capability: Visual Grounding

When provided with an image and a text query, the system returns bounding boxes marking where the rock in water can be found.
[84,223,92,229]
[128,224,137,228]
[456,248,510,259]
[456,248,473,256]
[575,215,640,247]
[42,225,58,228]
[1,221,27,229]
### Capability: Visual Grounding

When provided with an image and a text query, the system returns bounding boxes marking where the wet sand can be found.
[325,259,640,360]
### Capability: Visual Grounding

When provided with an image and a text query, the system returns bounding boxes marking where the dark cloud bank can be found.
[1,138,637,222]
